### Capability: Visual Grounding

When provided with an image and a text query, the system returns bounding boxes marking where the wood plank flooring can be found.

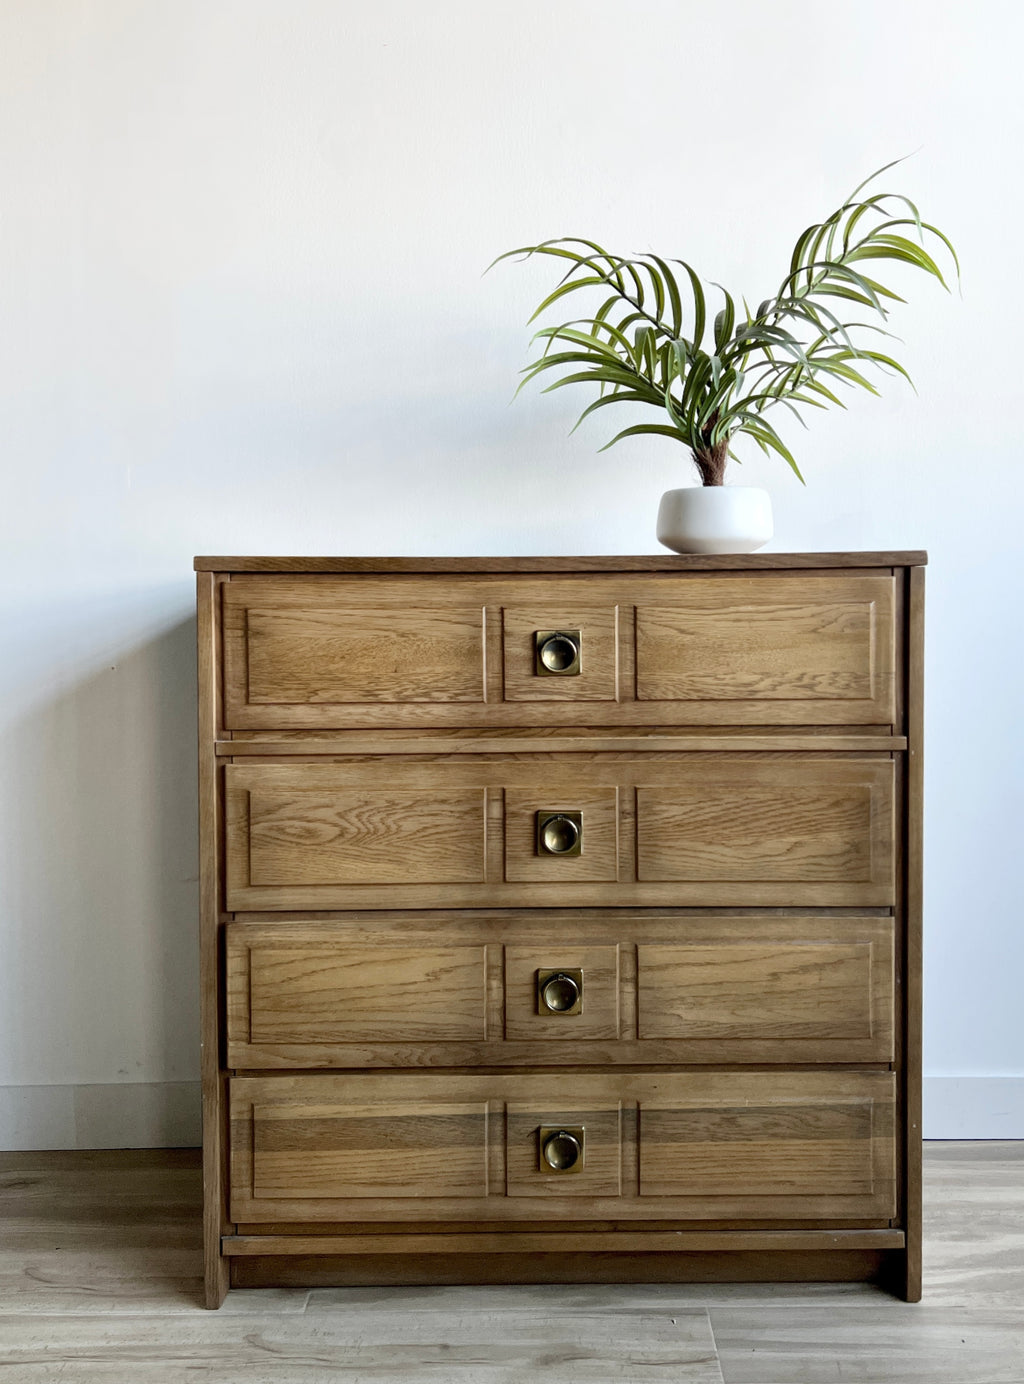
[0,1143,1020,1382]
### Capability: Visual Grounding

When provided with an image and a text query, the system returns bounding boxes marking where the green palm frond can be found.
[489,160,959,485]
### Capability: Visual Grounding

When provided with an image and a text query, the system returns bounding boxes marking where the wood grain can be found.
[195,552,928,572]
[223,1228,906,1256]
[237,780,488,888]
[6,1141,1021,1374]
[219,572,901,729]
[196,572,230,1309]
[637,760,894,899]
[224,755,895,911]
[229,1072,896,1224]
[198,553,925,1304]
[504,943,620,1042]
[502,603,619,702]
[903,563,926,1302]
[250,1099,490,1201]
[231,1247,893,1289]
[0,1297,722,1381]
[506,1101,623,1199]
[636,575,895,724]
[245,944,488,1044]
[503,787,619,883]
[216,733,909,755]
[640,1100,882,1199]
[225,583,486,718]
[225,914,893,1067]
[638,926,892,1050]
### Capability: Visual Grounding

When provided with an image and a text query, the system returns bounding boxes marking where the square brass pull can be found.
[536,810,583,856]
[534,629,582,676]
[537,968,584,1015]
[539,1126,585,1173]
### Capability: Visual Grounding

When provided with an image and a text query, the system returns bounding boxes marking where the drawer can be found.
[224,754,895,910]
[226,913,895,1068]
[221,573,896,729]
[229,1071,896,1223]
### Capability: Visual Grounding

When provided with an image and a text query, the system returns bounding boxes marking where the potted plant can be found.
[492,160,958,553]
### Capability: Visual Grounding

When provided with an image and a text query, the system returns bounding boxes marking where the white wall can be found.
[0,0,1020,1146]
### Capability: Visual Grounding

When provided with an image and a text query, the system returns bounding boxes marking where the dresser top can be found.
[194,551,926,573]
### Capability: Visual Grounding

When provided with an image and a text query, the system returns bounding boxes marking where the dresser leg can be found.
[204,1256,229,1309]
[901,1246,922,1303]
[883,1247,921,1302]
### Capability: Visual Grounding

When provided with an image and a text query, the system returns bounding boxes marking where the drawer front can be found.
[222,573,896,729]
[225,755,895,910]
[229,1071,896,1223]
[226,914,894,1068]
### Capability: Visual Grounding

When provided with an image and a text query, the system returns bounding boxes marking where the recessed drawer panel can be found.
[638,1086,890,1199]
[635,575,895,723]
[506,1098,622,1198]
[248,1096,489,1201]
[502,604,619,702]
[225,757,894,910]
[503,944,620,1043]
[223,578,487,725]
[230,1072,896,1223]
[234,775,487,891]
[242,944,488,1045]
[636,760,893,894]
[638,925,892,1046]
[504,788,619,883]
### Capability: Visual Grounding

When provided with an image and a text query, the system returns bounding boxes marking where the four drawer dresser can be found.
[195,552,925,1307]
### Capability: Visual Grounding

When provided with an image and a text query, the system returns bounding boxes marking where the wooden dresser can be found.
[195,552,924,1307]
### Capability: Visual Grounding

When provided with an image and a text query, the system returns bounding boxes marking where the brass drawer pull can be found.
[535,629,582,676]
[537,968,584,1015]
[540,1126,585,1173]
[536,810,583,856]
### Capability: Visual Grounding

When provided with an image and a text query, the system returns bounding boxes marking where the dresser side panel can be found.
[198,571,229,1307]
[902,564,925,1299]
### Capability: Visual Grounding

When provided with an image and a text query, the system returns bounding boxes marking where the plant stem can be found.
[571,259,678,343]
[691,435,729,486]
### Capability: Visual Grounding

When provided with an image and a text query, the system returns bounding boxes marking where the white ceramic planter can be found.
[656,485,773,555]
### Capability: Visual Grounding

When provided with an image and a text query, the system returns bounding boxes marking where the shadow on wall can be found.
[0,610,200,1148]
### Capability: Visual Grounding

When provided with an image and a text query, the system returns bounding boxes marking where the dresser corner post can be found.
[197,569,231,1308]
[902,562,925,1302]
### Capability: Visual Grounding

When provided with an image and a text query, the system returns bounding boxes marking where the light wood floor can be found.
[0,1143,1021,1381]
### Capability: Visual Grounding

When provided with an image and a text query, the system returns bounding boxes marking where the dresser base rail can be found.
[224,1229,903,1256]
[226,1242,914,1297]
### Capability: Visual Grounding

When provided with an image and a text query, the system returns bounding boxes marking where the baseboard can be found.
[1,1077,1020,1149]
[923,1076,1024,1138]
[0,1082,200,1150]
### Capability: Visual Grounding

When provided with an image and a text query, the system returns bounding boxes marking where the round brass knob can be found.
[539,814,580,855]
[540,972,581,1013]
[538,632,580,673]
[542,1129,583,1172]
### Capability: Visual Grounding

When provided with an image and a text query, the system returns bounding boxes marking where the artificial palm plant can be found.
[493,160,958,487]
